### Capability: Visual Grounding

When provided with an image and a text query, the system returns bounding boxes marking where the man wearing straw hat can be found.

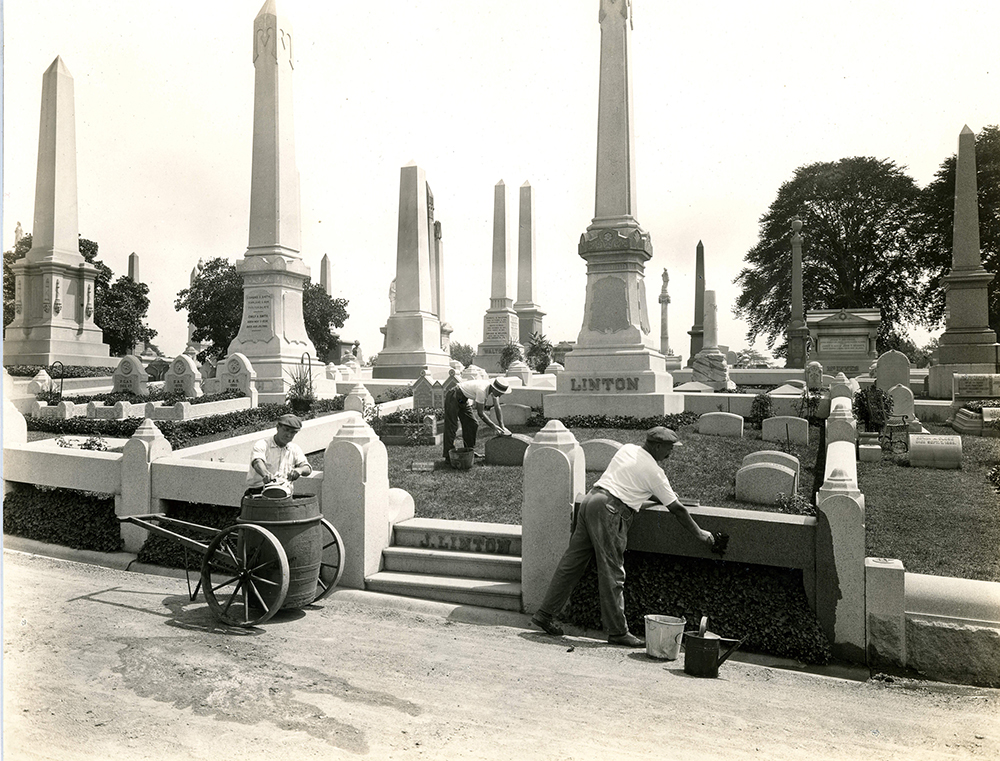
[442,377,512,464]
[530,426,715,647]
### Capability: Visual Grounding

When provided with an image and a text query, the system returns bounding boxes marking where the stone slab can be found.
[761,416,809,446]
[858,444,882,462]
[735,462,797,505]
[673,381,715,393]
[580,438,623,472]
[697,411,743,438]
[741,450,800,484]
[484,433,532,466]
[908,434,963,469]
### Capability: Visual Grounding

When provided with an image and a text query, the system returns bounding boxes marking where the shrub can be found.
[961,398,1000,413]
[853,386,893,432]
[135,501,241,569]
[795,388,824,425]
[524,332,553,373]
[564,551,831,664]
[4,364,116,378]
[2,485,122,552]
[533,412,699,430]
[373,386,413,403]
[747,392,773,429]
[497,341,523,372]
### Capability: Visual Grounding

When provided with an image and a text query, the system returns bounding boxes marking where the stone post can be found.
[119,419,172,553]
[786,218,809,368]
[687,240,706,366]
[322,416,390,589]
[815,493,867,662]
[658,268,682,369]
[521,421,586,613]
[514,181,545,344]
[865,557,907,670]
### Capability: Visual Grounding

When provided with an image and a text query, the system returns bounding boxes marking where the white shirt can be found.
[246,436,309,488]
[457,379,495,407]
[594,443,679,511]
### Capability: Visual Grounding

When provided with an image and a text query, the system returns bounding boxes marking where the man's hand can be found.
[699,529,715,547]
[288,469,300,482]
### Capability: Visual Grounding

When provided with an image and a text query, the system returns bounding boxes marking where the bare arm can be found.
[475,402,503,433]
[665,500,714,547]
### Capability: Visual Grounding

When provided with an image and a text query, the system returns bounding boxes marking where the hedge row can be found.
[26,397,345,449]
[5,364,116,378]
[563,550,832,664]
[35,388,246,407]
[2,485,123,552]
[135,501,241,569]
[528,411,700,430]
[962,398,1000,412]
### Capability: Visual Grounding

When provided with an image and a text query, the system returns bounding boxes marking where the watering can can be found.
[682,616,742,678]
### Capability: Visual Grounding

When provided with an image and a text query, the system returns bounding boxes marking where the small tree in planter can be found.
[853,386,893,433]
[285,365,315,414]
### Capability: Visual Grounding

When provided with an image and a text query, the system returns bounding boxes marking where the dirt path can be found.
[3,550,998,760]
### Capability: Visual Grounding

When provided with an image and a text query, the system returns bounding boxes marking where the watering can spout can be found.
[717,637,742,667]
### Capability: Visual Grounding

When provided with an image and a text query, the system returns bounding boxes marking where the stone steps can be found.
[366,518,523,611]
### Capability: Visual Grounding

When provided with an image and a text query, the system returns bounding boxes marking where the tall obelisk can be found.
[6,57,110,366]
[514,181,545,343]
[227,0,319,403]
[545,0,682,417]
[786,218,809,368]
[928,125,1000,397]
[475,180,521,372]
[686,241,705,366]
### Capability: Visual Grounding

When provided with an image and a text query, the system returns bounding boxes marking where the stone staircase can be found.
[365,518,523,611]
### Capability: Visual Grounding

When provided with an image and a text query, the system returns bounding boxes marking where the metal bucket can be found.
[239,494,323,609]
[450,447,475,470]
[644,615,686,660]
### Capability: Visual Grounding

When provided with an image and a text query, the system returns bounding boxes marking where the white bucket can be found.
[644,614,686,660]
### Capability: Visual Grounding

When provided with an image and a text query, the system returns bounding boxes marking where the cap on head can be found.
[489,378,512,395]
[276,413,303,430]
[646,426,682,446]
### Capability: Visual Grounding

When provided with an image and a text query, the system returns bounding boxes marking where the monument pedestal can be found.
[374,311,451,380]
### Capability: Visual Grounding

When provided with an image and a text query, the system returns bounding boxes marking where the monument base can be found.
[372,351,452,381]
[663,354,683,371]
[927,362,1000,400]
[3,332,111,368]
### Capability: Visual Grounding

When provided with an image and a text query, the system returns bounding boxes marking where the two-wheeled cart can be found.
[120,494,345,627]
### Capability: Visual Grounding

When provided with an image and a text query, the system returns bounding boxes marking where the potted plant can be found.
[285,365,315,413]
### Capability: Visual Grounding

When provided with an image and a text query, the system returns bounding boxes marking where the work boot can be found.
[608,632,645,648]
[530,613,564,636]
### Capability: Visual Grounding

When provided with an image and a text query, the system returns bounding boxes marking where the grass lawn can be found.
[859,424,1000,583]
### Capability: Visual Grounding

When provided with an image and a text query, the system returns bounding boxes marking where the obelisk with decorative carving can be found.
[545,0,681,417]
[227,0,320,402]
[6,57,110,366]
[475,180,521,372]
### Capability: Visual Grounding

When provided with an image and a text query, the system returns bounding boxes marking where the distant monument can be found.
[807,308,880,377]
[475,180,521,372]
[183,259,205,358]
[691,290,735,390]
[658,268,682,370]
[373,163,451,379]
[544,0,682,418]
[436,221,454,353]
[5,57,111,367]
[513,181,545,343]
[786,218,809,369]
[226,0,321,403]
[927,126,1000,397]
[320,253,333,296]
[686,241,706,366]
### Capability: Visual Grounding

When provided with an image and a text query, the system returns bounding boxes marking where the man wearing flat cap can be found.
[531,426,714,647]
[245,414,312,496]
[442,377,512,464]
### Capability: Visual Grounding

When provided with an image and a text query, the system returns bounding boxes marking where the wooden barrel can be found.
[239,494,323,610]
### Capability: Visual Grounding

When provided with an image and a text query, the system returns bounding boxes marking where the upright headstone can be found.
[320,253,333,296]
[544,0,682,418]
[686,240,706,366]
[163,354,202,398]
[875,350,910,392]
[691,291,735,390]
[786,218,809,369]
[475,181,521,372]
[805,360,825,391]
[374,163,451,379]
[513,181,545,344]
[928,126,1000,397]
[112,356,149,396]
[5,57,111,366]
[227,1,320,404]
[214,352,258,405]
[658,268,682,370]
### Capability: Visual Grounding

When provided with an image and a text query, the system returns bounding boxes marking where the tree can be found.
[524,332,553,372]
[913,125,1000,334]
[4,233,154,356]
[449,342,475,368]
[734,157,923,356]
[731,348,773,369]
[497,341,523,372]
[174,257,349,363]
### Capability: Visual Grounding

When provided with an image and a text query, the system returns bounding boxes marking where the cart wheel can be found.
[313,518,346,603]
[201,524,289,627]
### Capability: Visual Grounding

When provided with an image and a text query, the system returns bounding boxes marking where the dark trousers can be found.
[443,387,478,459]
[537,489,635,636]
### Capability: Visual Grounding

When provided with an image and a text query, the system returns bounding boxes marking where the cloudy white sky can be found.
[3,1,996,361]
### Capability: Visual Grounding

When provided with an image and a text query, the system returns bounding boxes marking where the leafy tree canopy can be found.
[913,125,1000,333]
[734,157,923,356]
[449,341,475,368]
[174,257,348,364]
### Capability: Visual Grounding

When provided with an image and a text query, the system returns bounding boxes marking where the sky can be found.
[2,1,997,363]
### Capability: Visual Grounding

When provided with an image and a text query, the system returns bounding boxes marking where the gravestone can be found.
[735,462,797,505]
[112,356,149,396]
[761,416,810,446]
[697,411,743,438]
[501,403,532,426]
[888,383,923,432]
[674,381,715,393]
[909,434,963,469]
[163,354,202,398]
[475,181,521,372]
[215,352,258,405]
[484,433,532,466]
[411,370,445,410]
[344,383,375,414]
[875,350,910,392]
[805,361,824,391]
[581,438,623,471]
[742,450,800,485]
[507,360,531,387]
[544,362,564,375]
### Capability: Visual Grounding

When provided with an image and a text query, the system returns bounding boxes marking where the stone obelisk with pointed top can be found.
[6,57,110,366]
[686,241,706,366]
[475,180,521,372]
[786,218,809,368]
[514,181,545,343]
[374,162,451,378]
[227,0,320,402]
[545,0,681,417]
[928,125,1000,396]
